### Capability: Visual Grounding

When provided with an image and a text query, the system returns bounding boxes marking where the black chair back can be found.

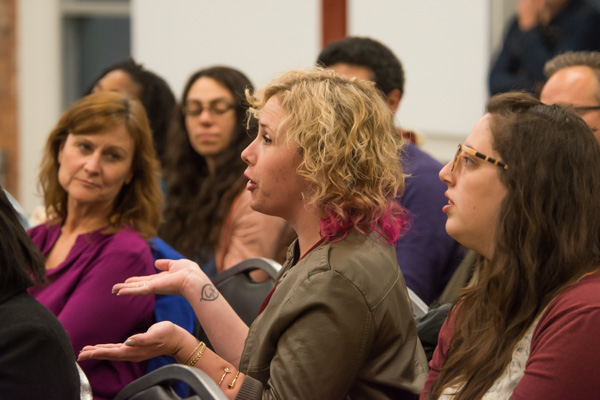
[115,364,227,400]
[194,257,281,346]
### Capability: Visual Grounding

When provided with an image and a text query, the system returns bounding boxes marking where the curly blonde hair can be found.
[38,91,162,239]
[247,68,406,242]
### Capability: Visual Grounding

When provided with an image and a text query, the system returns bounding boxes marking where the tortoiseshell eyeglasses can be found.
[567,105,600,115]
[451,144,508,173]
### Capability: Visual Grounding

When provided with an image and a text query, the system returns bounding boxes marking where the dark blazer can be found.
[0,289,80,399]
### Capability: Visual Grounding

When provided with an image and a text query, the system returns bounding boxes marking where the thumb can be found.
[124,332,152,347]
[154,258,174,272]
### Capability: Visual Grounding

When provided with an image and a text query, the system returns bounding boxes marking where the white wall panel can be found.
[17,0,62,214]
[17,0,501,212]
[132,0,321,98]
[349,0,492,160]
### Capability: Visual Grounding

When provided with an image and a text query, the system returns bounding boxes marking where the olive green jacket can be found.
[236,231,428,399]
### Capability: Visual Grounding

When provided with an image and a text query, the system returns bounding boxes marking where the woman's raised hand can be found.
[112,258,207,297]
[78,321,190,363]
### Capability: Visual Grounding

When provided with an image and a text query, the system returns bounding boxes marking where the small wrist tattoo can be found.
[200,284,219,301]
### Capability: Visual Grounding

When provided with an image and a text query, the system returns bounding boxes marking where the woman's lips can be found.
[246,179,257,191]
[194,133,217,142]
[76,178,100,188]
[442,193,454,213]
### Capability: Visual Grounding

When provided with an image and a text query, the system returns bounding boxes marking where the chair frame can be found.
[212,257,281,284]
[115,364,227,400]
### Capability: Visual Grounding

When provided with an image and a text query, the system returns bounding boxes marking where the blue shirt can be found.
[396,143,465,305]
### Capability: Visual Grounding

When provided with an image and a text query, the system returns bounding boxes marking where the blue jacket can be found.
[396,143,465,305]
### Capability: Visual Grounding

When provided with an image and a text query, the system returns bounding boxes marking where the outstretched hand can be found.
[78,321,189,363]
[112,258,206,297]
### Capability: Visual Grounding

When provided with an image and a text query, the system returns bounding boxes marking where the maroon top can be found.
[422,270,600,399]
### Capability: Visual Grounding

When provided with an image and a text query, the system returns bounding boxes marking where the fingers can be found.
[123,275,154,283]
[112,282,149,295]
[79,349,137,362]
[114,281,148,289]
[122,330,157,347]
[111,274,156,294]
[78,323,176,363]
[78,343,128,361]
[78,339,152,362]
[111,259,203,296]
[83,343,124,350]
[155,258,201,272]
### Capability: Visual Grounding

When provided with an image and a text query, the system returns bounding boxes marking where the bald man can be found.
[541,51,600,138]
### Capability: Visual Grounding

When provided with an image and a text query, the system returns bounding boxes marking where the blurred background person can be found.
[317,37,465,305]
[88,58,177,172]
[540,50,600,137]
[489,0,600,96]
[27,91,162,400]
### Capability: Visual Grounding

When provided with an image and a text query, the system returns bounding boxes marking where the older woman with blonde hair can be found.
[80,68,428,399]
[28,91,162,399]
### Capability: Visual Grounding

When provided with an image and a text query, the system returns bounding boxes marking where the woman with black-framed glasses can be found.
[423,91,600,399]
[160,66,293,281]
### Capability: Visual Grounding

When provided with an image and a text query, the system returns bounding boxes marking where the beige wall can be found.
[17,0,61,213]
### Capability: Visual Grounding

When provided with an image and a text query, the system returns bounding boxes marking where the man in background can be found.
[317,37,465,305]
[540,51,600,138]
[489,0,600,96]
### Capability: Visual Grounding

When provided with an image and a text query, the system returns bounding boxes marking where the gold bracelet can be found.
[189,342,206,366]
[218,367,231,387]
[228,370,241,389]
[182,341,202,365]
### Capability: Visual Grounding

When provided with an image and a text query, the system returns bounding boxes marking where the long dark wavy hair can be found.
[160,66,256,262]
[429,92,600,399]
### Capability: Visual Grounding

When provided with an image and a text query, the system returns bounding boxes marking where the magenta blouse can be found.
[28,223,156,400]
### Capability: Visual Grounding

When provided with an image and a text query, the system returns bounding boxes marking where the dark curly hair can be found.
[160,66,256,263]
[316,36,404,96]
[86,59,177,163]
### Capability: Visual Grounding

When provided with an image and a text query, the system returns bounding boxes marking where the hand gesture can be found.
[78,321,189,362]
[112,258,208,298]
